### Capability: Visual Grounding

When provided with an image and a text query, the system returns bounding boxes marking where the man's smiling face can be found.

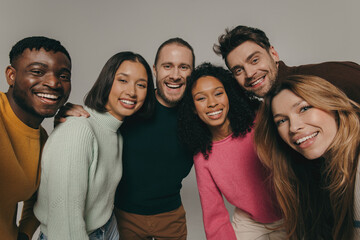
[153,44,193,107]
[7,48,71,119]
[226,41,279,98]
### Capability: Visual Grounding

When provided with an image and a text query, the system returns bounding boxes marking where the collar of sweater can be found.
[84,106,123,132]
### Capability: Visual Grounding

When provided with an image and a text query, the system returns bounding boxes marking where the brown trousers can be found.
[114,205,187,240]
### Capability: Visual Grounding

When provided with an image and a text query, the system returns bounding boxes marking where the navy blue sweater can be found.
[115,99,193,215]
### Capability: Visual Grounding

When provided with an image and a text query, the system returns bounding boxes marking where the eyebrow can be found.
[161,62,191,67]
[193,86,224,97]
[116,72,148,82]
[60,67,71,74]
[229,51,260,72]
[116,72,129,77]
[27,62,48,68]
[27,62,71,73]
[161,62,173,66]
[273,100,304,118]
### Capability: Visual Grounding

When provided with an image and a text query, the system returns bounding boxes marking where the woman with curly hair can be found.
[178,63,285,239]
[255,75,360,240]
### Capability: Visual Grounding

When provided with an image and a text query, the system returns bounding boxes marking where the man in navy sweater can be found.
[114,38,195,240]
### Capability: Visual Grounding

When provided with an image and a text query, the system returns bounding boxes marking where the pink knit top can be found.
[193,130,282,239]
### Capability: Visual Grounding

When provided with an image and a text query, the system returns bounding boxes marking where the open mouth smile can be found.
[36,93,60,100]
[165,83,183,89]
[120,99,135,105]
[119,98,137,109]
[207,110,222,116]
[249,76,265,87]
[294,132,319,145]
[206,109,224,120]
[35,92,62,105]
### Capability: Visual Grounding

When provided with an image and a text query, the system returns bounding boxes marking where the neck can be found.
[211,124,232,142]
[6,91,43,129]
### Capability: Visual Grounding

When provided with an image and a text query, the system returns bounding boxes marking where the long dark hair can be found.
[178,62,258,159]
[85,51,155,119]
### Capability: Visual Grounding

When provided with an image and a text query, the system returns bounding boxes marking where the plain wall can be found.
[2,0,360,239]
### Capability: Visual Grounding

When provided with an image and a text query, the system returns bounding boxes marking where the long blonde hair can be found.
[255,75,360,239]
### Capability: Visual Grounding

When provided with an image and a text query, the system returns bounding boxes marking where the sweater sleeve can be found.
[19,127,48,238]
[42,119,96,240]
[194,155,237,240]
[18,192,40,238]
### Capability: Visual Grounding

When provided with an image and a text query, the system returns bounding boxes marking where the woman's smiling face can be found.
[105,60,148,121]
[192,76,230,135]
[272,89,338,160]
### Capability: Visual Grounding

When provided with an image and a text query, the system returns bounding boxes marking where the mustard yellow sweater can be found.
[0,91,47,240]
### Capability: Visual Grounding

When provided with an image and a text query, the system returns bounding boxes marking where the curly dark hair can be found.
[178,62,259,159]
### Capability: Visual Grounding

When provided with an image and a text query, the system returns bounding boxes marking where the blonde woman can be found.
[255,75,360,240]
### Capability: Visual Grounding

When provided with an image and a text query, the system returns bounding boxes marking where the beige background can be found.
[1,0,360,239]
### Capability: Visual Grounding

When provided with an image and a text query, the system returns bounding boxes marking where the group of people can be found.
[1,25,359,240]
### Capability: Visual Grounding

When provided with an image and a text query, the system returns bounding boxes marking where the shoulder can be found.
[42,117,98,163]
[290,61,360,73]
[48,116,95,142]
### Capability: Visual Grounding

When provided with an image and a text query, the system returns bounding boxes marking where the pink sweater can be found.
[194,130,282,240]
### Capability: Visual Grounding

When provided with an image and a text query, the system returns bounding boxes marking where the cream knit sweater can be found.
[34,107,123,240]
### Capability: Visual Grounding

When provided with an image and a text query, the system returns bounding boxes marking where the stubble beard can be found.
[255,61,279,98]
[155,78,185,107]
[156,85,183,107]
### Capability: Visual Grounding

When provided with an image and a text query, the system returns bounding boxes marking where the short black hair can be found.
[214,25,270,66]
[178,62,259,159]
[84,51,155,119]
[9,36,71,65]
[154,37,195,68]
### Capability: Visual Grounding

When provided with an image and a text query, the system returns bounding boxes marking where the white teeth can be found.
[251,77,264,86]
[296,132,318,145]
[166,83,181,89]
[120,99,135,105]
[36,93,59,100]
[207,110,222,116]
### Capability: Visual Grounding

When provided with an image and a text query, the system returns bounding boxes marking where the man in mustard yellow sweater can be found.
[0,36,72,240]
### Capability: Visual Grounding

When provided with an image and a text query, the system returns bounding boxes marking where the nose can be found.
[207,95,218,108]
[170,67,181,81]
[289,116,304,133]
[126,83,136,97]
[43,74,61,89]
[244,64,256,79]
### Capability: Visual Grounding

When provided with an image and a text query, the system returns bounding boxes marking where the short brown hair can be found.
[214,25,271,66]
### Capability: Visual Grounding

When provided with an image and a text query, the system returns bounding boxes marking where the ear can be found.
[269,46,280,62]
[153,64,157,79]
[5,66,16,87]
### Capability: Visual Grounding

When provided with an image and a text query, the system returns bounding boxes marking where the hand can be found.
[54,102,90,127]
[17,232,29,240]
